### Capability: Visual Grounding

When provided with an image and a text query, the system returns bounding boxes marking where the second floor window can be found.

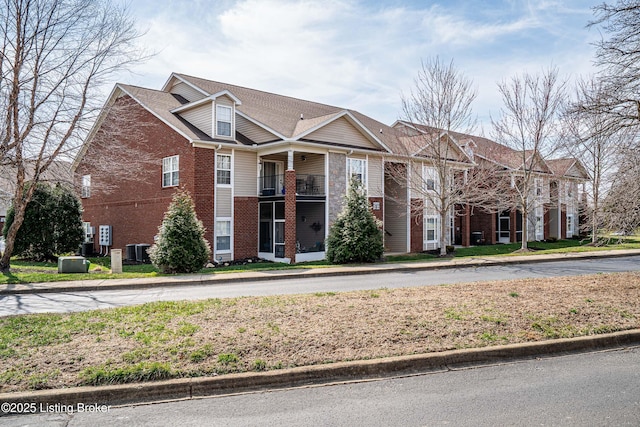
[162,155,179,187]
[347,158,367,184]
[216,105,232,137]
[217,153,232,185]
[81,175,91,198]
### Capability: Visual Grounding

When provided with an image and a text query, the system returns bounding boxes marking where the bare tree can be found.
[588,0,640,129]
[492,67,567,251]
[0,0,145,272]
[601,142,640,236]
[563,76,635,243]
[389,57,497,256]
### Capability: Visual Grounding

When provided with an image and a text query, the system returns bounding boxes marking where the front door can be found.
[498,216,510,244]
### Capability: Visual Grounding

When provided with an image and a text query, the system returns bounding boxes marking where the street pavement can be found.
[0,249,638,416]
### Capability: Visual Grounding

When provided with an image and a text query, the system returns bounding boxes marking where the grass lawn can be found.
[1,237,639,285]
[0,271,638,392]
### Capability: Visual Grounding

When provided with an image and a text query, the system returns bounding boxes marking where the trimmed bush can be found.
[3,183,83,261]
[326,177,384,263]
[149,190,211,273]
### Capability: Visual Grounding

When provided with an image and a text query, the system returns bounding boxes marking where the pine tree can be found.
[326,177,384,263]
[149,190,211,274]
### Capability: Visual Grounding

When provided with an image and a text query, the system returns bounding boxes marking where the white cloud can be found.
[120,0,600,127]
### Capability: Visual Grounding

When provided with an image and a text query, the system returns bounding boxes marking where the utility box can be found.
[99,225,112,246]
[110,249,123,274]
[58,256,89,273]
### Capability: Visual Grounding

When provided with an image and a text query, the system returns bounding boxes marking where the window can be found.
[162,156,179,187]
[347,158,367,184]
[535,216,543,235]
[567,214,574,236]
[216,220,231,252]
[424,166,438,192]
[567,183,573,199]
[425,216,439,242]
[217,154,232,186]
[216,105,232,137]
[535,178,543,198]
[81,175,91,198]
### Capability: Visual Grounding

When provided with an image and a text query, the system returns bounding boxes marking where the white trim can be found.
[215,104,234,138]
[236,110,287,141]
[161,73,210,97]
[216,152,233,187]
[215,218,233,254]
[294,110,392,153]
[162,155,179,188]
[296,251,326,262]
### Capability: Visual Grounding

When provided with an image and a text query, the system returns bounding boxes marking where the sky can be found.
[122,0,603,134]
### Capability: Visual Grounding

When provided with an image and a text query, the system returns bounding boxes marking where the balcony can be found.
[258,174,325,196]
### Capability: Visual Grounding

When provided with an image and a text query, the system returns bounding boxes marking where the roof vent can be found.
[379,128,383,134]
[300,113,304,120]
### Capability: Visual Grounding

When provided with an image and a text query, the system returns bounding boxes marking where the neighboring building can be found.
[392,121,589,245]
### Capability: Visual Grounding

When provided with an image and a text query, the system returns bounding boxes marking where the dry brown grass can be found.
[1,272,639,392]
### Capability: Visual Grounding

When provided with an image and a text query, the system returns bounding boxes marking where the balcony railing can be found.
[258,174,325,196]
[295,174,325,195]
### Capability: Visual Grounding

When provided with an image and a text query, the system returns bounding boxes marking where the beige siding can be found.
[237,116,277,143]
[216,187,233,217]
[306,117,379,150]
[234,150,257,196]
[180,102,212,137]
[295,153,324,176]
[384,165,407,252]
[368,156,383,197]
[171,82,206,102]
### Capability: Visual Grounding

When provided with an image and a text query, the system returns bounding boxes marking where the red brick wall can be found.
[544,208,550,241]
[469,209,494,244]
[410,198,423,253]
[234,197,258,259]
[76,96,195,253]
[369,197,383,222]
[284,170,297,262]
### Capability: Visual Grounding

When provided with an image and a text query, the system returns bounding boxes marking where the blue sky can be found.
[123,0,601,132]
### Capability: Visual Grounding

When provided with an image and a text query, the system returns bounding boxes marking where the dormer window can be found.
[216,105,232,137]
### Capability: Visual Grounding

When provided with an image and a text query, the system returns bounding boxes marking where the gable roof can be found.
[172,73,395,152]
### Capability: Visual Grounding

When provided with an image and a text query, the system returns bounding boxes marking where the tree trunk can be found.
[521,210,529,250]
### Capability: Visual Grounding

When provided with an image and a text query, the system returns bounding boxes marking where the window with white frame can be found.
[81,175,91,198]
[216,219,231,252]
[567,214,574,236]
[424,166,438,192]
[216,154,232,186]
[425,216,439,242]
[535,178,543,198]
[347,158,367,184]
[216,105,232,137]
[162,155,179,187]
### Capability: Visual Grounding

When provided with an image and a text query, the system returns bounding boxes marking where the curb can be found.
[1,329,638,414]
[2,250,640,295]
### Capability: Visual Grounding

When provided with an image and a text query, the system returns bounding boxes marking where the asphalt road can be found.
[4,347,639,426]
[1,255,639,316]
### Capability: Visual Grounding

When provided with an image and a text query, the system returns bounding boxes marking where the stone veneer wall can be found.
[328,152,346,225]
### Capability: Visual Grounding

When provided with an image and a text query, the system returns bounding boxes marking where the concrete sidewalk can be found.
[2,248,640,295]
